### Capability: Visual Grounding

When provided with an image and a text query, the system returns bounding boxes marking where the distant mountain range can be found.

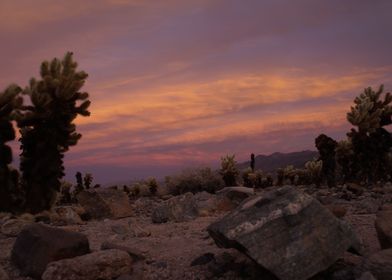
[237,150,319,172]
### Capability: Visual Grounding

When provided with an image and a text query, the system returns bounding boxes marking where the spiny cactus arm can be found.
[0,84,22,118]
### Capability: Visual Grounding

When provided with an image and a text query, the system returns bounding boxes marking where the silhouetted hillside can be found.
[238,150,319,172]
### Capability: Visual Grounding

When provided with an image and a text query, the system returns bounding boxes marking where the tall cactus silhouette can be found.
[17,52,91,213]
[346,85,392,182]
[315,134,337,187]
[0,85,23,212]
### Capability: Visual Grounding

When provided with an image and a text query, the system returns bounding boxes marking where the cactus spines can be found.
[147,177,158,195]
[335,140,356,183]
[17,52,91,213]
[0,85,23,212]
[220,154,239,186]
[347,85,392,133]
[304,160,322,186]
[346,85,392,182]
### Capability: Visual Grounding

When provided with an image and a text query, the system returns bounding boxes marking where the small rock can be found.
[77,189,132,219]
[111,224,129,235]
[101,241,145,261]
[216,187,254,207]
[53,206,84,225]
[34,211,52,224]
[0,219,31,237]
[362,248,392,280]
[42,249,132,280]
[151,261,167,269]
[151,205,169,224]
[354,197,382,214]
[357,271,377,280]
[346,183,363,195]
[375,210,392,249]
[326,204,347,218]
[191,253,215,266]
[116,275,133,280]
[152,193,198,223]
[11,223,90,278]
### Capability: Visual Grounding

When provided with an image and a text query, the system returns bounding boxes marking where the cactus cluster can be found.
[219,154,239,186]
[274,161,322,186]
[16,52,91,213]
[315,85,392,185]
[242,167,273,188]
[0,52,91,213]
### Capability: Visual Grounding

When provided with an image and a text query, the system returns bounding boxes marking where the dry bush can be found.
[165,167,224,195]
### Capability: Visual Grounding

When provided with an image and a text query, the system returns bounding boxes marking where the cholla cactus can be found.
[0,85,23,212]
[147,177,158,195]
[242,167,254,188]
[283,165,296,185]
[315,134,337,187]
[335,140,356,182]
[83,173,93,189]
[305,160,322,186]
[346,85,392,182]
[17,52,91,213]
[276,168,284,186]
[347,85,392,133]
[220,154,239,186]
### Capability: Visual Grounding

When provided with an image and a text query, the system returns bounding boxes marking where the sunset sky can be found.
[1,0,392,183]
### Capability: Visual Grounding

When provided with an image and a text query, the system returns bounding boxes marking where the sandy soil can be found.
[0,190,386,280]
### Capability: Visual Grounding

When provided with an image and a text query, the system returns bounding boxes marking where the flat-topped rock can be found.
[77,189,132,219]
[42,249,132,280]
[208,186,362,280]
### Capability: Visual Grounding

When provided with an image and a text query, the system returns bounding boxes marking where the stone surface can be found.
[362,249,392,280]
[116,275,134,280]
[191,253,215,266]
[11,223,90,278]
[357,271,377,280]
[77,189,132,219]
[152,192,198,223]
[216,187,254,207]
[375,210,392,249]
[101,241,145,261]
[42,249,133,280]
[0,266,9,280]
[326,204,347,218]
[53,206,84,225]
[0,219,31,237]
[208,186,362,280]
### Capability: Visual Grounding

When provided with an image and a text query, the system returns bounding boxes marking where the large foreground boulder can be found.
[77,189,132,219]
[42,249,133,280]
[207,186,362,280]
[11,223,90,279]
[375,209,392,249]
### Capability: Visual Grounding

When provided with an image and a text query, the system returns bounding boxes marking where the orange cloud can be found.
[68,67,392,167]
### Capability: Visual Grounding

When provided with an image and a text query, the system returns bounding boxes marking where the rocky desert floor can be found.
[1,184,392,280]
